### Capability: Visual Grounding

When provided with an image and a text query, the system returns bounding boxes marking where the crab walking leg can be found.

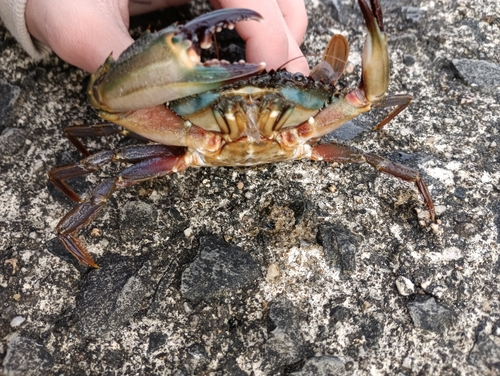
[64,123,152,157]
[311,143,436,220]
[372,94,412,130]
[56,154,187,268]
[64,123,125,156]
[49,144,185,202]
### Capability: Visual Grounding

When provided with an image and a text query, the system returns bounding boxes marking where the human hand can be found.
[25,0,309,75]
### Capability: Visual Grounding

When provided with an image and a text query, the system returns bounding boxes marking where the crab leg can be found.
[99,105,223,152]
[55,153,188,268]
[63,123,158,157]
[372,94,412,130]
[63,123,127,156]
[49,144,185,202]
[311,143,435,220]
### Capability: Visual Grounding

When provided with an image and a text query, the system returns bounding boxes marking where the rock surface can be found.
[407,296,455,334]
[1,0,499,374]
[2,335,53,376]
[0,81,20,127]
[180,236,261,304]
[451,58,500,89]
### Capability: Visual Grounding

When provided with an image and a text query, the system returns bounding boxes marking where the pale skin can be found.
[25,0,309,75]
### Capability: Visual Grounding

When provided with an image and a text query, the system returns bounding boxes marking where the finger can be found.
[275,0,309,74]
[285,30,310,75]
[26,0,132,72]
[211,0,309,75]
[129,0,191,16]
[276,0,308,46]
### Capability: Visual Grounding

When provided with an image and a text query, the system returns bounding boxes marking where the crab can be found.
[49,0,436,268]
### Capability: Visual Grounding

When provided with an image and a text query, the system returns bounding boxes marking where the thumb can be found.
[26,0,133,72]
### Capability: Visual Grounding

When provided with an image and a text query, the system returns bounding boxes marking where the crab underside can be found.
[49,0,436,268]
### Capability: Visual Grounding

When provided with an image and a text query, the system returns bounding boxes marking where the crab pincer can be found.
[89,8,266,113]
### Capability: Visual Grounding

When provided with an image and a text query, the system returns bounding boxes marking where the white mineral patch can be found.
[426,247,463,263]
[184,227,193,238]
[266,263,280,282]
[395,276,415,296]
[10,316,25,327]
[444,161,462,171]
[427,167,455,186]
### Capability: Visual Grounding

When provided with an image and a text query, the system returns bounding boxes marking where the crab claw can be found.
[358,0,389,105]
[177,8,262,51]
[89,8,266,113]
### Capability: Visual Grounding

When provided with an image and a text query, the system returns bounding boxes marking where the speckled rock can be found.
[0,128,26,156]
[322,121,366,141]
[316,224,360,276]
[180,236,261,305]
[262,298,307,374]
[74,256,152,338]
[395,276,415,296]
[2,335,53,376]
[407,296,455,334]
[329,305,352,327]
[468,330,500,371]
[120,200,158,242]
[0,80,20,126]
[452,58,500,89]
[293,356,352,376]
[402,7,423,24]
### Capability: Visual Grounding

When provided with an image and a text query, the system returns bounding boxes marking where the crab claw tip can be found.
[178,8,263,44]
